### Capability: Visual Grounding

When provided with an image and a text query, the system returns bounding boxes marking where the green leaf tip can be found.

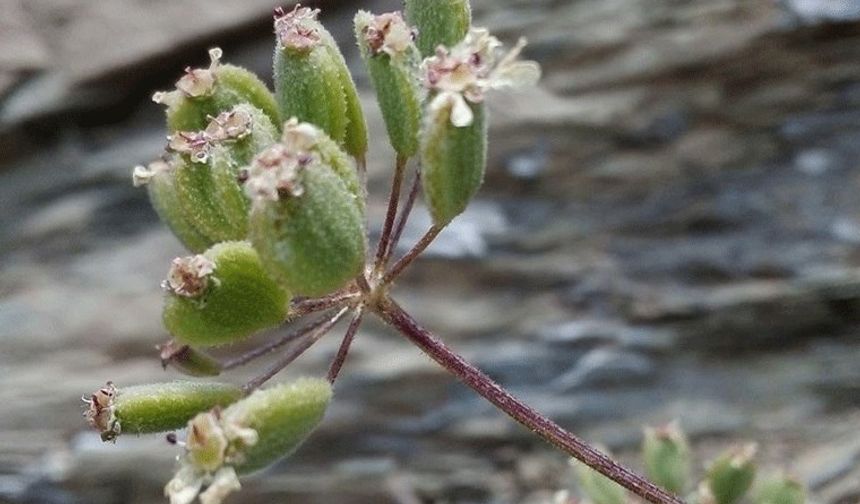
[164,378,332,504]
[82,381,242,442]
[246,119,366,297]
[162,241,290,347]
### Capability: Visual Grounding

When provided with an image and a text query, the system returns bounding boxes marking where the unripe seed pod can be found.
[421,100,487,226]
[706,443,758,504]
[135,160,213,253]
[571,456,628,504]
[643,421,691,494]
[159,340,223,377]
[162,241,290,347]
[273,6,368,158]
[753,475,805,504]
[404,0,471,57]
[164,378,332,504]
[245,120,366,297]
[82,381,241,442]
[153,48,280,133]
[420,29,539,226]
[355,11,423,158]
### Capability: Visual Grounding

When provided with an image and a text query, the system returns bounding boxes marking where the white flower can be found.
[132,159,171,187]
[82,381,120,442]
[153,48,222,107]
[204,109,253,142]
[274,5,321,51]
[164,255,216,298]
[423,28,541,127]
[167,131,213,164]
[242,118,323,203]
[358,11,416,60]
[164,410,258,504]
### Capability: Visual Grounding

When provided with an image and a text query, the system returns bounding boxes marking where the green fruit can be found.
[707,444,758,504]
[249,163,366,297]
[355,11,422,158]
[272,6,367,158]
[421,100,487,226]
[225,378,332,473]
[754,475,805,504]
[142,161,213,253]
[156,48,280,133]
[643,422,691,494]
[404,0,471,56]
[83,381,241,442]
[163,241,290,347]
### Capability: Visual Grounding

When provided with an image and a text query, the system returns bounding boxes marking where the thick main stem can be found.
[375,298,683,504]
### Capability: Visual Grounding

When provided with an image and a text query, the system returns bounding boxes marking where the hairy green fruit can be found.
[162,242,290,347]
[164,379,332,504]
[355,11,422,158]
[153,48,280,133]
[404,0,471,56]
[572,457,628,504]
[643,422,691,494]
[273,6,367,158]
[227,378,332,473]
[83,381,241,442]
[753,475,805,504]
[245,120,366,297]
[249,163,365,297]
[138,160,213,253]
[707,444,758,504]
[421,101,487,226]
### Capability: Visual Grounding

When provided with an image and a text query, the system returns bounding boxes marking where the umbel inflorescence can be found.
[82,3,697,504]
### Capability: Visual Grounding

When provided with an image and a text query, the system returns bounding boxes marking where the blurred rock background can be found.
[1,0,859,503]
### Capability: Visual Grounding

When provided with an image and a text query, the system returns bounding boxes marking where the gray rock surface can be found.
[1,1,859,503]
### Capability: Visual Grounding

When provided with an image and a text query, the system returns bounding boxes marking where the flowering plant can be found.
[82,3,687,503]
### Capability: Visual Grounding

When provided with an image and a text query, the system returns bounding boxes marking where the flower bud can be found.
[165,378,332,504]
[355,11,423,158]
[83,381,241,442]
[404,0,472,57]
[643,421,691,494]
[706,444,758,504]
[273,6,368,158]
[162,241,290,347]
[159,340,223,377]
[153,48,280,133]
[571,456,628,504]
[246,120,366,297]
[753,475,805,504]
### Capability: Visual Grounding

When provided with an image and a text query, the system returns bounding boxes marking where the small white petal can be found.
[450,94,474,127]
[164,465,204,504]
[199,467,241,504]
